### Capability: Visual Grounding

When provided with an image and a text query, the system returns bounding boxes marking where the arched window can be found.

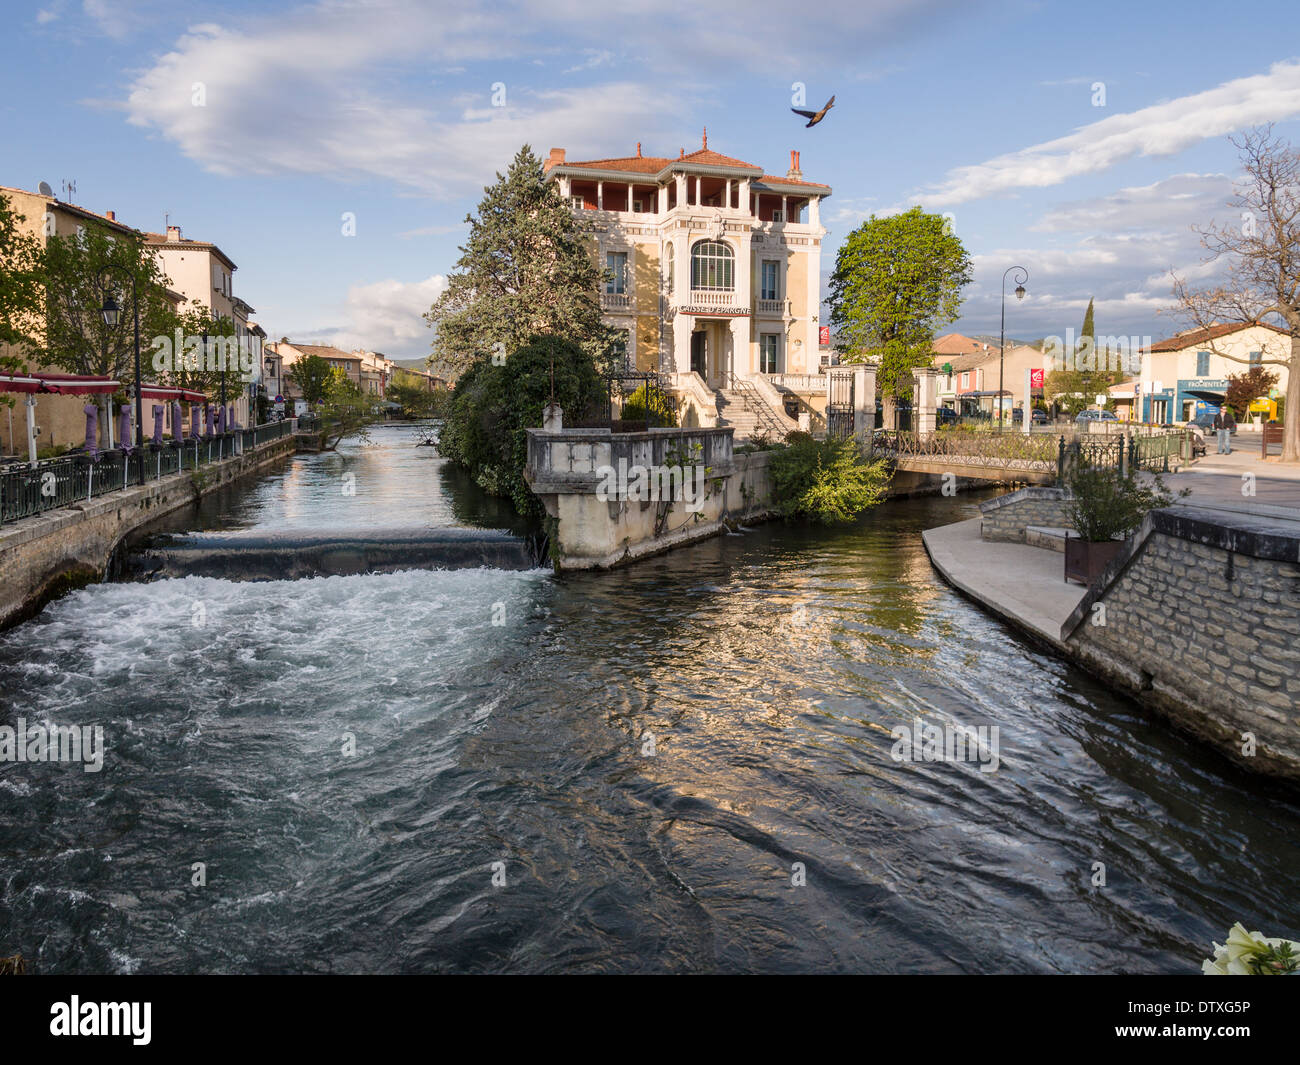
[690,240,734,291]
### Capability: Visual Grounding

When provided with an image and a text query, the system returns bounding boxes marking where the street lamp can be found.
[97,266,143,483]
[998,265,1028,432]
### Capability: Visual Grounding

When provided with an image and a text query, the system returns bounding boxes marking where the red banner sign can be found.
[1029,368,1045,388]
[819,326,830,346]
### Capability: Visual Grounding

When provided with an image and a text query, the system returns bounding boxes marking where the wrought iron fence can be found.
[569,371,679,432]
[869,428,1060,472]
[0,419,294,526]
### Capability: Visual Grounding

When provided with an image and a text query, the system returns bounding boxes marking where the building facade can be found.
[1139,322,1290,424]
[544,138,831,390]
[145,225,258,426]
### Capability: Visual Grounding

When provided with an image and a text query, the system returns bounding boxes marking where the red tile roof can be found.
[1148,321,1286,352]
[755,174,832,189]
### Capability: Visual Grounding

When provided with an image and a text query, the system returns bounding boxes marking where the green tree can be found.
[425,145,617,378]
[166,302,240,400]
[770,437,890,524]
[287,353,335,406]
[35,220,179,439]
[320,371,372,450]
[0,194,42,377]
[438,334,602,516]
[828,207,972,397]
[1225,364,1279,415]
[36,223,178,380]
[1079,297,1095,359]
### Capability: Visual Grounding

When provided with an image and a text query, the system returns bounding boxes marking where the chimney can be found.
[636,142,641,158]
[166,224,182,242]
[702,126,708,150]
[545,147,566,171]
[787,150,802,179]
[105,210,116,221]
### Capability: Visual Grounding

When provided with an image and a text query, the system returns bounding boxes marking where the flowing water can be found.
[1,422,1296,973]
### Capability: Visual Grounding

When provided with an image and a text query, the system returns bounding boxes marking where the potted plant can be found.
[1062,465,1181,585]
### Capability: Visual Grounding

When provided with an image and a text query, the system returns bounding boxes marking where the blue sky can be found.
[4,0,1300,358]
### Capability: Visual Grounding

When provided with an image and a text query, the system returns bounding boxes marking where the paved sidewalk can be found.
[1165,447,1300,512]
[921,517,1085,649]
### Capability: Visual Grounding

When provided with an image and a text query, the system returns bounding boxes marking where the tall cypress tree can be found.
[425,145,616,378]
[1079,297,1095,365]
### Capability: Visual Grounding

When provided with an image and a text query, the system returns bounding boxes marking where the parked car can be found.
[936,406,959,427]
[1012,408,1049,425]
[1075,409,1119,424]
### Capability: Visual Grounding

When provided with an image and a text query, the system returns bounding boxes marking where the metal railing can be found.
[870,428,1060,472]
[722,371,792,439]
[0,419,294,526]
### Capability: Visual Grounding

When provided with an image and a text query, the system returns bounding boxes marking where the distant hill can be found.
[388,357,435,371]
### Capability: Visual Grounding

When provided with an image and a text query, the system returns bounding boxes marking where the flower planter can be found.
[1064,536,1124,586]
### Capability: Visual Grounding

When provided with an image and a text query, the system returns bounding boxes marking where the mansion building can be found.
[544,136,831,394]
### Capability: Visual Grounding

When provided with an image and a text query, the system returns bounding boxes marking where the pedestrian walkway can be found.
[1165,446,1300,511]
[921,517,1084,650]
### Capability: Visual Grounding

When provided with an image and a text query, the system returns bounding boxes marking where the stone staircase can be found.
[714,385,798,442]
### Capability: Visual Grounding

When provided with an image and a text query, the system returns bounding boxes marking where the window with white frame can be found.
[606,251,628,294]
[690,240,734,291]
[760,334,780,374]
[760,261,780,301]
[665,243,674,294]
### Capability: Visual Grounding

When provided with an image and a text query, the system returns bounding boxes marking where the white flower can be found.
[1202,922,1300,975]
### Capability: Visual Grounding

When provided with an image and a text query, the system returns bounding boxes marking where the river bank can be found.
[1,427,1296,973]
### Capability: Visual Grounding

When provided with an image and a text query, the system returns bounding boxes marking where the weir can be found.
[120,527,544,581]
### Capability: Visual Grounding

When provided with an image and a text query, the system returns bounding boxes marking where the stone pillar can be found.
[672,314,693,375]
[729,316,751,379]
[913,367,939,434]
[853,363,877,441]
[597,181,603,210]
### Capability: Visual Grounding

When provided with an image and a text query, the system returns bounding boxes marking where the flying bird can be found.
[792,95,835,128]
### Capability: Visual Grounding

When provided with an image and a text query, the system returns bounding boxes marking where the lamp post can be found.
[98,266,143,484]
[997,266,1028,432]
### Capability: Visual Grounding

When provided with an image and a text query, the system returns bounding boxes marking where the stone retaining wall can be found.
[1063,507,1300,781]
[0,435,296,630]
[525,426,775,569]
[981,485,1072,542]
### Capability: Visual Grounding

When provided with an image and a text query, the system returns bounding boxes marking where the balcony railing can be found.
[601,292,632,310]
[755,299,786,315]
[766,373,824,392]
[684,290,739,308]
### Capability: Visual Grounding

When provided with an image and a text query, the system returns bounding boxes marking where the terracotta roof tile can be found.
[1148,321,1286,352]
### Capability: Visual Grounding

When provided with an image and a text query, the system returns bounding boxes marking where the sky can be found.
[4,0,1300,359]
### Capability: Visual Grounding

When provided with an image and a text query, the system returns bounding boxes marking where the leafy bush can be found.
[784,430,813,445]
[436,335,603,517]
[1065,466,1183,543]
[770,436,889,524]
[621,384,676,427]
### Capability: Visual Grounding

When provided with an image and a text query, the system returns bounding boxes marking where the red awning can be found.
[139,383,209,402]
[0,371,121,395]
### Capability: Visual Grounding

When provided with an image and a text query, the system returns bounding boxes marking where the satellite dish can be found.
[38,181,53,197]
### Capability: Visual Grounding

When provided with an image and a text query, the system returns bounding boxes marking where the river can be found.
[1,422,1296,973]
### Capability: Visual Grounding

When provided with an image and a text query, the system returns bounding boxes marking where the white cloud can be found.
[1031,172,1233,233]
[916,60,1300,206]
[121,0,965,197]
[308,274,447,357]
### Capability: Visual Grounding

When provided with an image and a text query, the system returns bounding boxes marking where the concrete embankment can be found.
[0,434,296,630]
[923,486,1300,782]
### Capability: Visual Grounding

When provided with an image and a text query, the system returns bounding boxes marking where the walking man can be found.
[1213,405,1237,454]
